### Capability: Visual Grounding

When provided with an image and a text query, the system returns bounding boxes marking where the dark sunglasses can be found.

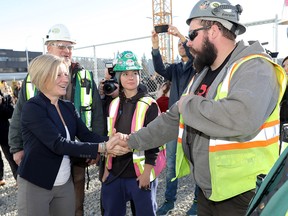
[187,26,211,41]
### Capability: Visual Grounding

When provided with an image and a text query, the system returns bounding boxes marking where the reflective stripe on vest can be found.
[76,69,93,129]
[175,54,287,201]
[26,75,37,99]
[106,96,166,181]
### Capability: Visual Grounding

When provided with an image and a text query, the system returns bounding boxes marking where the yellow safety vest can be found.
[75,69,93,130]
[175,54,287,201]
[106,96,166,182]
[25,75,37,99]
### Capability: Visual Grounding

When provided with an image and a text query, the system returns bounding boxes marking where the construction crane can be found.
[152,0,174,63]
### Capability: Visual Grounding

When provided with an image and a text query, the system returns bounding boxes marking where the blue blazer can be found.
[19,93,107,190]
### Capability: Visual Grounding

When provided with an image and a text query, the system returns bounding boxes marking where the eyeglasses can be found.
[187,26,211,41]
[51,43,74,50]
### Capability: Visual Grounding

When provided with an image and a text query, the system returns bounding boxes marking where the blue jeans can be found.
[101,174,158,216]
[165,139,178,202]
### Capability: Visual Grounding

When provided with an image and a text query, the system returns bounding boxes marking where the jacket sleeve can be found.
[183,40,193,60]
[21,100,103,159]
[144,102,160,166]
[152,48,174,81]
[91,77,105,136]
[179,58,280,139]
[128,103,180,151]
[8,80,27,154]
[72,103,108,143]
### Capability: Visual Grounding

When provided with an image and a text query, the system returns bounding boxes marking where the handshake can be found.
[104,132,131,156]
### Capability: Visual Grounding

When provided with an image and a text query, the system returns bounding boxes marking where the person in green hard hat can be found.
[100,51,166,216]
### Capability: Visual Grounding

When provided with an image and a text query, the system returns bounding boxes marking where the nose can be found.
[127,74,135,79]
[186,40,192,47]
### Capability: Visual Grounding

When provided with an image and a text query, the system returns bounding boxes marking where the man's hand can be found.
[13,150,24,165]
[106,133,130,156]
[167,25,186,43]
[152,30,160,49]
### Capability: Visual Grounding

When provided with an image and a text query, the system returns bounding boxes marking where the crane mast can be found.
[152,0,174,63]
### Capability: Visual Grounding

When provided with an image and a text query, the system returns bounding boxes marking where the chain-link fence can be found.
[72,37,181,99]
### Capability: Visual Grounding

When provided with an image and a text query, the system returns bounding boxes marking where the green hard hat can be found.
[113,51,143,72]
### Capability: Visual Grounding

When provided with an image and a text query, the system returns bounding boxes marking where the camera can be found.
[103,62,118,95]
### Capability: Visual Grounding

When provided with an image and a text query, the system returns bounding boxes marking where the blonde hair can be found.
[28,54,68,92]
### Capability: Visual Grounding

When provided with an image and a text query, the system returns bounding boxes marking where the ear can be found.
[47,45,52,53]
[209,24,220,39]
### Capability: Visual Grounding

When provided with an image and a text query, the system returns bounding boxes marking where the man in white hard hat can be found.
[109,0,287,215]
[9,24,105,216]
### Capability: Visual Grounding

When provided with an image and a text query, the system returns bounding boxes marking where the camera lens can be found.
[103,80,117,94]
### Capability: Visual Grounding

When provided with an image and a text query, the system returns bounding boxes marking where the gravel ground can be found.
[0,149,196,216]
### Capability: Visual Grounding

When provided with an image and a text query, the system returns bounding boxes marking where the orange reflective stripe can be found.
[177,137,182,143]
[260,120,279,129]
[227,64,238,89]
[209,136,279,152]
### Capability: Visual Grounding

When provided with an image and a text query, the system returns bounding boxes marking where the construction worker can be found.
[108,0,287,215]
[8,24,105,216]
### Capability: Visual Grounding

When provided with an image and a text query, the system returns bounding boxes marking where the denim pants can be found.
[165,139,178,202]
[101,174,158,216]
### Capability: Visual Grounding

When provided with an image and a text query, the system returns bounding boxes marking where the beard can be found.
[192,36,217,73]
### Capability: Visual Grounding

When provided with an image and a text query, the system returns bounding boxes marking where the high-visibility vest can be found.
[106,96,166,182]
[74,69,93,130]
[175,54,287,201]
[25,69,93,129]
[25,75,37,100]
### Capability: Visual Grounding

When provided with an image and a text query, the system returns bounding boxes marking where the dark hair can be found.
[282,56,288,67]
[200,20,236,40]
[161,81,171,96]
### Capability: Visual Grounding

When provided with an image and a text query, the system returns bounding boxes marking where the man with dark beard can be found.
[109,0,287,215]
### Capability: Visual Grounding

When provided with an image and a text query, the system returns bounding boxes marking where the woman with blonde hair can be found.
[17,54,129,216]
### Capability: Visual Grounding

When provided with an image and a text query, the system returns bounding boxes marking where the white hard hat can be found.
[44,24,76,45]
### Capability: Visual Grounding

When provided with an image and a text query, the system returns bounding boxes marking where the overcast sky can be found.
[1,0,287,59]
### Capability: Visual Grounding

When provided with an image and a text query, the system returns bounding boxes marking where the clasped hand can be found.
[106,132,130,156]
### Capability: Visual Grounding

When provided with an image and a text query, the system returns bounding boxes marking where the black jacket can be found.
[19,93,107,190]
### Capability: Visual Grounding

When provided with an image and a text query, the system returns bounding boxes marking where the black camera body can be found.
[103,62,117,95]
